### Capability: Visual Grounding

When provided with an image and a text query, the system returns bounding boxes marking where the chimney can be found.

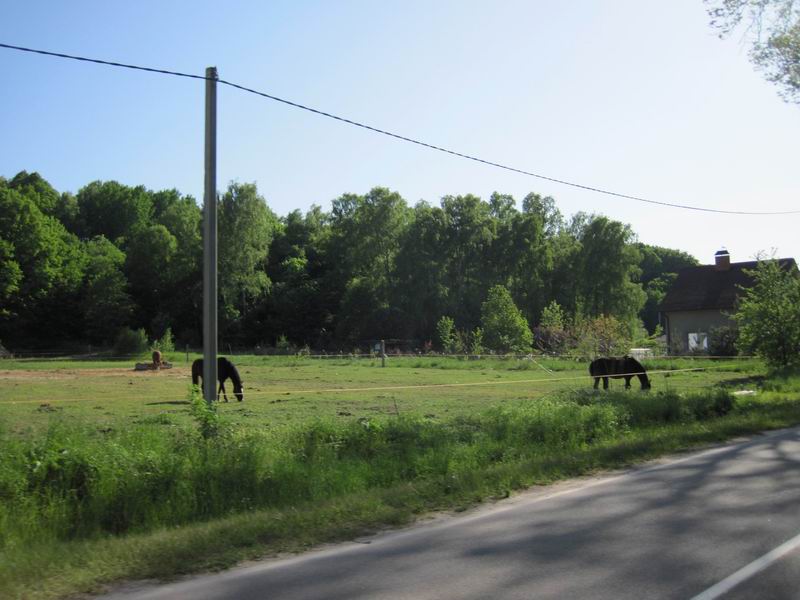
[714,249,730,271]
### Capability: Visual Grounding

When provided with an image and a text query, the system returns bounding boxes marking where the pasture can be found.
[0,354,764,434]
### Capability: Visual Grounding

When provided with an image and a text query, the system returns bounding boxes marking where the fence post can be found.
[381,339,386,368]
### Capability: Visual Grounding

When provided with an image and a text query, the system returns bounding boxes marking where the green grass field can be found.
[0,354,764,434]
[2,354,798,600]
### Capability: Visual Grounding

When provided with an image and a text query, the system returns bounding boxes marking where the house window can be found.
[688,332,708,352]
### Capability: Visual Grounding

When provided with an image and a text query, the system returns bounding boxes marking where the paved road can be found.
[102,427,800,600]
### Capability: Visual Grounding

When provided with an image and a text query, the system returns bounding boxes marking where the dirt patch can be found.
[0,367,191,381]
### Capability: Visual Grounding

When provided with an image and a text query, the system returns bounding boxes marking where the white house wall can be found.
[665,309,735,354]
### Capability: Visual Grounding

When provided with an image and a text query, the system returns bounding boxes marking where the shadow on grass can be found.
[716,374,767,389]
[145,401,190,406]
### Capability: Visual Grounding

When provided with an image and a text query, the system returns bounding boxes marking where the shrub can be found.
[113,327,148,356]
[540,300,566,330]
[734,259,800,368]
[481,285,532,353]
[189,387,222,439]
[566,388,736,425]
[470,327,484,355]
[569,315,631,358]
[435,316,457,353]
[276,334,294,354]
[534,326,569,354]
[150,327,175,353]
[709,326,739,357]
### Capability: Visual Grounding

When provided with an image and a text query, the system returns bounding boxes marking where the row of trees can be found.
[0,171,699,353]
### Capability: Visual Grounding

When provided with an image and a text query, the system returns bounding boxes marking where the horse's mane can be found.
[624,356,644,370]
[221,357,243,389]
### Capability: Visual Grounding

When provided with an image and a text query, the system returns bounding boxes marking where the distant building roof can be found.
[659,258,797,312]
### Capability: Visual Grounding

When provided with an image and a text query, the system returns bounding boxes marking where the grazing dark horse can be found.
[191,357,244,402]
[589,356,651,390]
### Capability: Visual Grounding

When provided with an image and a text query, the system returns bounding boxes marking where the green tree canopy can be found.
[218,182,278,328]
[0,238,22,316]
[330,187,410,306]
[392,202,450,341]
[76,180,153,244]
[83,236,133,343]
[439,194,495,329]
[124,224,178,331]
[707,0,800,103]
[0,183,86,342]
[8,171,60,216]
[0,170,694,353]
[574,216,645,325]
[0,186,85,311]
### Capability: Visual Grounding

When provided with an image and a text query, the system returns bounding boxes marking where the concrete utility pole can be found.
[202,66,218,405]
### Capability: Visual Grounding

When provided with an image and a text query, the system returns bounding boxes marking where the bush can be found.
[113,328,148,356]
[566,388,736,425]
[435,316,457,353]
[734,259,800,368]
[469,327,484,355]
[534,326,569,354]
[540,300,566,330]
[276,334,295,354]
[709,326,739,357]
[481,285,532,353]
[569,315,631,358]
[150,327,175,353]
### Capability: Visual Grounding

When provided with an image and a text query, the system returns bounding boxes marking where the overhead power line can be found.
[1,41,797,216]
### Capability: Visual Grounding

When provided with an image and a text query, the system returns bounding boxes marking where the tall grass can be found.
[0,386,738,554]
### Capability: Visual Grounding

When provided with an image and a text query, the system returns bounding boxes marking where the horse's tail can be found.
[191,359,202,386]
[589,358,604,377]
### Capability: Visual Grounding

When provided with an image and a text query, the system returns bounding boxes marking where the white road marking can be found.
[690,530,800,600]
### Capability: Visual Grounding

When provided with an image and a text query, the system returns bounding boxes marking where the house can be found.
[658,250,797,354]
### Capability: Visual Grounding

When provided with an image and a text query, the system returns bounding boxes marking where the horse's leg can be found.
[219,381,228,402]
[625,376,631,389]
[593,377,600,389]
[603,377,609,390]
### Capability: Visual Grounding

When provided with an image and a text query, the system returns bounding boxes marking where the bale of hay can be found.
[134,362,173,371]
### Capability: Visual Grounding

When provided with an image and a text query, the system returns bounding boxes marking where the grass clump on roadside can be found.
[2,382,800,599]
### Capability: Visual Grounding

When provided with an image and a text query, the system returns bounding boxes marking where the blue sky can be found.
[1,0,797,264]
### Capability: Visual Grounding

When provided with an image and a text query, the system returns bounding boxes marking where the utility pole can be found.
[202,66,218,405]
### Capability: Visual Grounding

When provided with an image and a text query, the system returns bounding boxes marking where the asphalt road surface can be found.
[102,427,800,600]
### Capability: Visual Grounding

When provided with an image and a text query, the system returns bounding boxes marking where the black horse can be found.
[191,357,244,402]
[589,356,651,390]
